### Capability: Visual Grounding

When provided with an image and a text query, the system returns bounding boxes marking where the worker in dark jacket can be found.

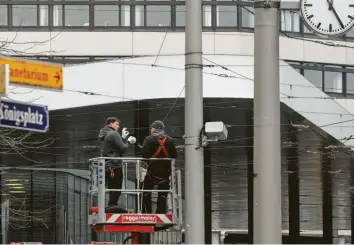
[98,117,136,209]
[141,120,178,214]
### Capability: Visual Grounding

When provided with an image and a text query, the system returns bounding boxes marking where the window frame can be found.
[0,5,9,26]
[0,0,351,44]
[11,4,42,28]
[215,4,238,28]
[280,9,301,33]
[287,60,354,98]
[63,4,90,28]
[346,70,354,95]
[93,4,120,27]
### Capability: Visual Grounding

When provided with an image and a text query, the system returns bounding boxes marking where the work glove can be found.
[121,127,129,139]
[127,136,136,144]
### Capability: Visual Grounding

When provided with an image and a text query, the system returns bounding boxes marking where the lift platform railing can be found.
[88,157,182,231]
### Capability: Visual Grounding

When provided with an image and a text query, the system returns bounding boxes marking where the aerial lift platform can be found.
[88,157,182,244]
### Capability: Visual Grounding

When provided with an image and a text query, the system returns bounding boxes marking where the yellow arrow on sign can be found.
[0,57,63,90]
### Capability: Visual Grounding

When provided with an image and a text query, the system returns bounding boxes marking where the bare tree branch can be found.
[0,129,55,164]
[0,22,64,56]
[0,28,59,164]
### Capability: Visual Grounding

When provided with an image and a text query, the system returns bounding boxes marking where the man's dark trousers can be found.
[105,166,123,206]
[142,175,170,214]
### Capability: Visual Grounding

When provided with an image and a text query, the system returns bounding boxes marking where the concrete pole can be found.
[253,0,282,243]
[184,0,205,243]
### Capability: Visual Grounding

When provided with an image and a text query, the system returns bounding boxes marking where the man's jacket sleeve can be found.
[110,131,128,153]
[142,137,151,158]
[167,138,178,159]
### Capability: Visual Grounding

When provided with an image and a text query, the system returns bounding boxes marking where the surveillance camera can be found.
[204,121,228,141]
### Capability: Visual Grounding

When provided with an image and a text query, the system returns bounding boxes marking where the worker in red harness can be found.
[141,120,178,214]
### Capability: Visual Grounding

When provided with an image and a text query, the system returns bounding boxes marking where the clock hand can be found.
[327,0,333,10]
[329,5,345,29]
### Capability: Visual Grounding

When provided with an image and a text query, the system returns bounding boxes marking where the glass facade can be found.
[0,0,352,42]
[2,98,351,243]
[0,98,352,243]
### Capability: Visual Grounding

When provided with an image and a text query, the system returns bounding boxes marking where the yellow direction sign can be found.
[0,57,63,90]
[0,64,9,95]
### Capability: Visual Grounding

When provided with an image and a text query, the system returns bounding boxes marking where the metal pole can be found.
[185,0,205,243]
[170,159,176,222]
[97,159,106,223]
[136,160,141,213]
[253,0,282,244]
[1,197,8,245]
[177,170,183,230]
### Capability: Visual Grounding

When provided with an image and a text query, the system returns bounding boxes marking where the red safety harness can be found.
[146,136,170,185]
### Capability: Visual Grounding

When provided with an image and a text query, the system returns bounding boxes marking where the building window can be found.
[324,70,343,93]
[288,60,354,96]
[241,6,254,28]
[346,72,354,95]
[39,5,49,26]
[53,5,63,26]
[135,5,144,26]
[62,57,92,65]
[65,5,89,27]
[146,5,171,27]
[175,4,211,27]
[55,0,87,2]
[216,5,238,27]
[0,5,7,26]
[93,0,117,2]
[121,5,130,27]
[203,5,212,27]
[0,0,353,39]
[94,5,119,26]
[93,56,116,61]
[176,5,185,27]
[12,5,37,26]
[281,10,300,32]
[304,69,322,90]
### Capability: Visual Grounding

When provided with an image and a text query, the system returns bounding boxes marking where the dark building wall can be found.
[0,169,90,244]
[0,98,353,243]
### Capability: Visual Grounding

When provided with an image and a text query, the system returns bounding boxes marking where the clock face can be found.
[301,0,354,36]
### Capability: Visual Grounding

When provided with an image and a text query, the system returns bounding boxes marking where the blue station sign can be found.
[0,98,49,133]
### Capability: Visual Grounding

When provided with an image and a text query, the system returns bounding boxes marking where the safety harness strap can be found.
[150,137,169,159]
[147,137,170,185]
